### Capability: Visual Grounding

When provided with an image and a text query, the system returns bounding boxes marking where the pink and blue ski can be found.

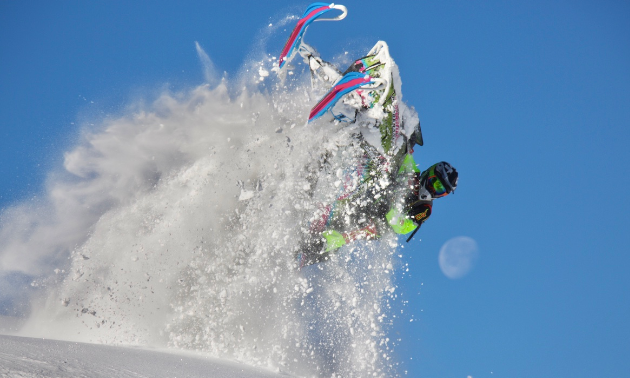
[278,3,347,69]
[308,72,374,122]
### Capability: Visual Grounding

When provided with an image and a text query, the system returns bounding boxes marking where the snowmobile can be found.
[277,3,457,269]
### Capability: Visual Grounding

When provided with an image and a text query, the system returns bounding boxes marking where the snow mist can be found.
[1,40,406,377]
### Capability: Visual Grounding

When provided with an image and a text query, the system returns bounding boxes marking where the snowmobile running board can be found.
[278,3,347,69]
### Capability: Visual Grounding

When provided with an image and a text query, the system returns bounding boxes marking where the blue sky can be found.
[1,1,629,377]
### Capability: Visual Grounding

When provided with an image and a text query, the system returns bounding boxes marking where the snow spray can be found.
[1,27,408,378]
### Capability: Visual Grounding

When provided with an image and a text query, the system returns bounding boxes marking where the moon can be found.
[438,236,479,279]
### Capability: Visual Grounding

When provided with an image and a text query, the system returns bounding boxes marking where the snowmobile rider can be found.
[298,158,458,267]
[292,43,459,268]
[278,5,459,268]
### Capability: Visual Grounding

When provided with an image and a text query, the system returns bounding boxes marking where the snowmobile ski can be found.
[278,2,347,69]
[309,72,385,122]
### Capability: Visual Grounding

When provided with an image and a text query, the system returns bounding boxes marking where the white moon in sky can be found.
[438,236,479,279]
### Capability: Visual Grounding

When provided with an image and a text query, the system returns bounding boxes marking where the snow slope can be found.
[0,334,284,378]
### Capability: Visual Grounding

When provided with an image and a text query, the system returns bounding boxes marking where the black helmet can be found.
[420,162,458,198]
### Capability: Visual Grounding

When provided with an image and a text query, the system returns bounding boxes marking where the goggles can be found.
[425,165,450,198]
[427,173,448,197]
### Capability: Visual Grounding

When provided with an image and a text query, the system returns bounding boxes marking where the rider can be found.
[298,158,458,267]
[280,5,458,268]
[291,43,458,268]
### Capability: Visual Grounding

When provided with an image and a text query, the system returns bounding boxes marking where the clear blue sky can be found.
[1,1,629,377]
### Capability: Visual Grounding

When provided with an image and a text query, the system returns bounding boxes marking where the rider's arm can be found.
[407,200,432,224]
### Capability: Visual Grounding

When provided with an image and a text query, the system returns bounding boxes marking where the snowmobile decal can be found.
[278,3,347,69]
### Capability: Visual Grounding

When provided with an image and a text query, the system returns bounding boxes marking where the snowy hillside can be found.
[0,334,285,378]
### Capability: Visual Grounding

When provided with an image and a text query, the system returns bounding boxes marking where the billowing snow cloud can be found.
[0,41,405,377]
